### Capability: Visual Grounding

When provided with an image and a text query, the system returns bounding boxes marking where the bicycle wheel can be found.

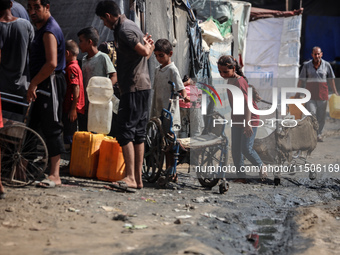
[143,118,164,183]
[0,124,48,187]
[195,141,228,188]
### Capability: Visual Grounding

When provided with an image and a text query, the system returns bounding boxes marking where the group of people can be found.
[0,0,338,196]
[0,0,154,192]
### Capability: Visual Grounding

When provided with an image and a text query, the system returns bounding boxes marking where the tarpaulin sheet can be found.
[230,1,251,59]
[145,0,190,86]
[303,16,340,62]
[244,14,302,103]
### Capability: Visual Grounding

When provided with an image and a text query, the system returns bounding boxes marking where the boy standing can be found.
[77,27,117,131]
[152,39,189,177]
[63,39,85,146]
[152,39,188,118]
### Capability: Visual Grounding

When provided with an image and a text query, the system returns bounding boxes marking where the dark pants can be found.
[29,72,66,157]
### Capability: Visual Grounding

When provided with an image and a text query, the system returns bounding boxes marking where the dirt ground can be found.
[1,116,340,255]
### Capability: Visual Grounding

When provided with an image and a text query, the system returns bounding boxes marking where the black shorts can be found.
[116,90,150,146]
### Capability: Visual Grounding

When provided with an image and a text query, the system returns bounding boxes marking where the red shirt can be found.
[227,77,259,127]
[306,82,328,100]
[179,84,202,109]
[64,60,85,114]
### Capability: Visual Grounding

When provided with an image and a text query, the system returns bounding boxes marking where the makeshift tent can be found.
[244,8,303,104]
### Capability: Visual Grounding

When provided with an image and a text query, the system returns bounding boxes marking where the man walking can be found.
[27,0,66,187]
[296,46,338,142]
[95,1,154,190]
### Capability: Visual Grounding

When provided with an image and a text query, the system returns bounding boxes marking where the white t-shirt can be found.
[152,62,185,117]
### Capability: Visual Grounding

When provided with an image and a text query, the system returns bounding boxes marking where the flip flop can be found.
[36,179,57,188]
[108,181,136,193]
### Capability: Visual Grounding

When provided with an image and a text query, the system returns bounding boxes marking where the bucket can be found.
[97,137,126,182]
[329,94,340,119]
[87,76,113,104]
[70,132,105,178]
[87,101,112,134]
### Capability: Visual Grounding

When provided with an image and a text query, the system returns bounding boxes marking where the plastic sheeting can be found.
[145,0,190,85]
[189,0,234,22]
[230,1,251,61]
[244,14,302,103]
[191,0,250,66]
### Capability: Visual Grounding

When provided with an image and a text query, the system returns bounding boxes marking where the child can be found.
[217,55,266,182]
[179,75,204,137]
[152,39,189,180]
[77,27,117,131]
[63,40,85,147]
[151,39,189,118]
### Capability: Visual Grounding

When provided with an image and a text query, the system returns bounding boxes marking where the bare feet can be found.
[47,175,62,186]
[112,177,138,189]
[134,172,143,189]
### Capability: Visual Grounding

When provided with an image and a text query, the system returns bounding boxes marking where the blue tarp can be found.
[303,15,340,62]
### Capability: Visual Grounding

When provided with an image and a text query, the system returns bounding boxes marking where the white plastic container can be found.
[87,76,113,104]
[86,76,113,134]
[88,101,113,134]
[111,94,120,114]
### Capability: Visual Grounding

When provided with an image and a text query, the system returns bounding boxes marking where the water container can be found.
[70,132,105,178]
[97,137,126,182]
[87,76,113,104]
[88,101,113,134]
[288,96,303,120]
[111,94,120,114]
[329,94,340,119]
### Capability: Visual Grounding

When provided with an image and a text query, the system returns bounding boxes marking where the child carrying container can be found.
[77,27,117,131]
